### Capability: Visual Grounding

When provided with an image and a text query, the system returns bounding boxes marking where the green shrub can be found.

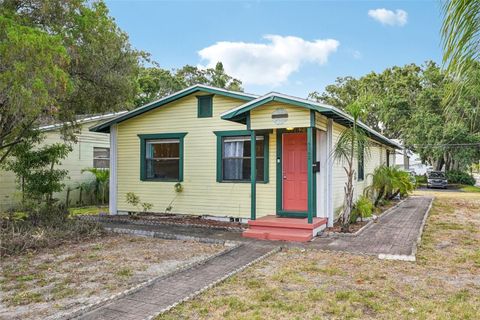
[446,170,475,186]
[416,175,427,184]
[351,196,374,223]
[365,166,414,206]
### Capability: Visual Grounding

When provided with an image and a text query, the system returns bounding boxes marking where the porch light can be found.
[286,127,294,131]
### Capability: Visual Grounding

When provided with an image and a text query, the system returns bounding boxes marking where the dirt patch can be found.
[327,220,369,233]
[157,191,480,320]
[101,213,246,229]
[0,234,223,320]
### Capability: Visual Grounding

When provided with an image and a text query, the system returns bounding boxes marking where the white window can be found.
[93,147,110,169]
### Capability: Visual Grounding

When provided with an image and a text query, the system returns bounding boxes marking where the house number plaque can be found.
[271,108,288,125]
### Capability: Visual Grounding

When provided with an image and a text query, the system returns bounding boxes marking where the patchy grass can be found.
[459,185,480,193]
[0,235,223,319]
[158,191,480,320]
[68,206,108,216]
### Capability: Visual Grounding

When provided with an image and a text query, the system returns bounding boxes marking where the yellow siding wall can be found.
[315,114,328,131]
[250,101,310,130]
[331,122,391,215]
[116,95,276,218]
[0,122,110,211]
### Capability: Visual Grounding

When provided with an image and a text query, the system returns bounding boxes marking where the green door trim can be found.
[275,115,317,223]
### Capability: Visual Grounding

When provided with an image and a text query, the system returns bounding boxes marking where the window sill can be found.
[218,180,269,184]
[141,179,181,182]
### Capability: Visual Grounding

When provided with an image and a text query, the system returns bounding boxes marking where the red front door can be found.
[282,133,308,212]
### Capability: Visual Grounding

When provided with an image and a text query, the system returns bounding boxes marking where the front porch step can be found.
[248,216,327,230]
[242,215,328,242]
[243,227,313,242]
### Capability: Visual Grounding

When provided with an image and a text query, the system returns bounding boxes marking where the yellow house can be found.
[91,85,399,241]
[0,113,124,211]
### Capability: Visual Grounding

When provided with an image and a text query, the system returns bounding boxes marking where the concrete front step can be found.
[248,215,327,229]
[243,215,328,242]
[243,228,313,242]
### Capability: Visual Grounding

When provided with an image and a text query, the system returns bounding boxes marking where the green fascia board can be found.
[221,93,401,150]
[138,132,188,182]
[221,95,330,121]
[90,86,256,133]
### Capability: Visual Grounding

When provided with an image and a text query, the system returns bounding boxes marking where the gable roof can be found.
[221,92,402,149]
[90,84,258,133]
[39,112,127,132]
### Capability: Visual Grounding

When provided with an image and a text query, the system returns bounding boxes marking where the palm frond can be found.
[442,0,480,76]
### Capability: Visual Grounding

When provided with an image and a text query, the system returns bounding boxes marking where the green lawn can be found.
[157,191,480,320]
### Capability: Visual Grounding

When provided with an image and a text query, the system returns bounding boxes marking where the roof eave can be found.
[90,85,258,133]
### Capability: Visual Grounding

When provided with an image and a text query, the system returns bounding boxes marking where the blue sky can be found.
[105,0,443,98]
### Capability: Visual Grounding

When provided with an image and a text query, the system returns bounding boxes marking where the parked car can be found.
[427,171,448,189]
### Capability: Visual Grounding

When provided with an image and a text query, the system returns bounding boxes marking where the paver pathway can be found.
[76,196,432,319]
[311,196,433,257]
[75,243,277,320]
[97,196,433,257]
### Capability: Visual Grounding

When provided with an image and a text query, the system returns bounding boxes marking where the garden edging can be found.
[323,197,408,238]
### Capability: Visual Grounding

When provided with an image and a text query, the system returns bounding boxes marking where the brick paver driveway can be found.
[310,196,433,257]
[75,243,277,320]
[74,196,432,319]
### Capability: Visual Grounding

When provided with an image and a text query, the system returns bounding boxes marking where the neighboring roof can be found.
[39,111,127,132]
[90,84,259,133]
[221,92,402,149]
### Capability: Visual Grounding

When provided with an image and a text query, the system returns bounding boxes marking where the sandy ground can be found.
[0,234,223,320]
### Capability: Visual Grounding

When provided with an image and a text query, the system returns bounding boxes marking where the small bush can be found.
[0,206,105,257]
[416,175,427,184]
[351,196,374,223]
[446,170,476,186]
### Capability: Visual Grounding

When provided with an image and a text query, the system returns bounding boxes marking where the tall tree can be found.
[0,15,70,163]
[0,0,141,163]
[314,62,480,171]
[136,62,243,106]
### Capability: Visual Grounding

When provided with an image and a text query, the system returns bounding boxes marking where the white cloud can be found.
[368,8,408,26]
[198,35,339,86]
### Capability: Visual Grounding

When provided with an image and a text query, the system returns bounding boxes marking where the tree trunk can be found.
[435,156,445,171]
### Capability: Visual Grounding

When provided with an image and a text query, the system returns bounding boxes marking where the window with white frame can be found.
[222,135,265,181]
[93,147,110,169]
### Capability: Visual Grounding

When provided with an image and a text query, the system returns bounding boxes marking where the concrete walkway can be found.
[75,243,277,320]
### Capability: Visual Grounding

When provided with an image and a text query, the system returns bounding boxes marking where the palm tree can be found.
[332,100,370,232]
[81,168,109,205]
[442,0,480,76]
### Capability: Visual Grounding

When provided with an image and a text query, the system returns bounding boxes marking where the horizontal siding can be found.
[250,101,310,130]
[0,121,110,211]
[330,122,392,216]
[315,113,328,131]
[116,95,276,218]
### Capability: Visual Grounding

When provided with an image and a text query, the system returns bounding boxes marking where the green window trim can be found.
[197,95,213,118]
[213,130,269,184]
[138,132,187,182]
[358,141,365,181]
